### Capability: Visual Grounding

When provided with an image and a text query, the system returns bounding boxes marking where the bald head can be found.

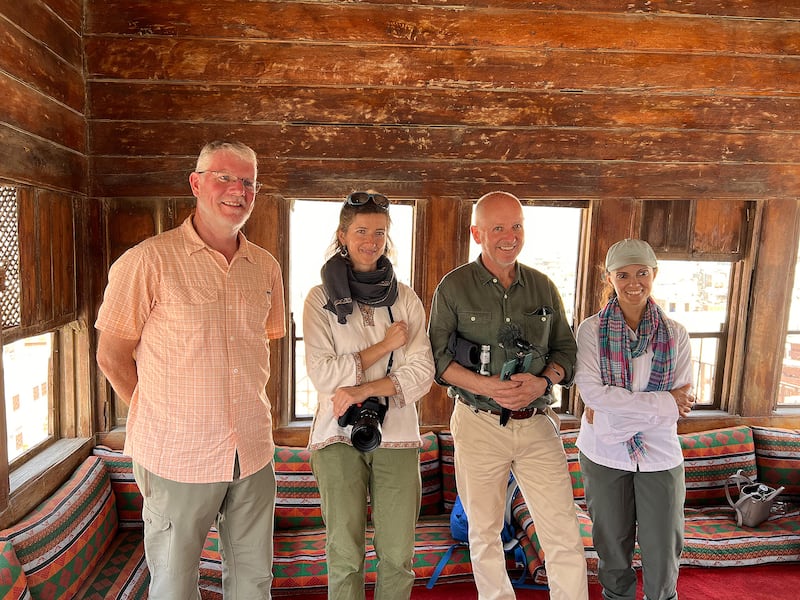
[474,191,523,228]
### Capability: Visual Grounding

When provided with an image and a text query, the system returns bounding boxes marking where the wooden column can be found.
[739,199,800,416]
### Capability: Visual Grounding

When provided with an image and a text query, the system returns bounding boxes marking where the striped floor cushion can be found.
[201,516,473,595]
[560,429,586,504]
[682,503,800,566]
[681,426,757,507]
[93,446,144,529]
[419,432,443,516]
[75,530,149,599]
[273,445,323,530]
[437,431,457,512]
[0,457,118,599]
[751,426,800,501]
[511,493,604,586]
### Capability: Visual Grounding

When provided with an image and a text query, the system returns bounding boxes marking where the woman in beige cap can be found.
[574,239,695,600]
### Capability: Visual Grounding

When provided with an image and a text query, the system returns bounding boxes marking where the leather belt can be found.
[458,397,542,420]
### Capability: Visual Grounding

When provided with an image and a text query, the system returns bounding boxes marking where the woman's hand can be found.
[331,385,369,418]
[670,383,695,417]
[382,320,408,352]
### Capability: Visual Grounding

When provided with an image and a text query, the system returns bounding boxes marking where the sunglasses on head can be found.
[345,192,390,208]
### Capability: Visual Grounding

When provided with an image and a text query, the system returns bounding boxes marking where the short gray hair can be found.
[195,141,257,172]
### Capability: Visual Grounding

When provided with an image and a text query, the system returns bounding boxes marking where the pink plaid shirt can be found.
[96,217,286,483]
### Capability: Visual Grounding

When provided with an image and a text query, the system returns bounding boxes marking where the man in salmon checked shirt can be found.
[96,140,286,599]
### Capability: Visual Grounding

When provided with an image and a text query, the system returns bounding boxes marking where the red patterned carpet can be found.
[286,563,800,599]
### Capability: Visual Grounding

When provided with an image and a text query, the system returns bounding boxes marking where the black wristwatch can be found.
[542,374,554,396]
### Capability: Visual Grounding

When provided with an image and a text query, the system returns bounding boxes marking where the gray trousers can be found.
[133,458,276,600]
[310,443,421,600]
[579,453,685,600]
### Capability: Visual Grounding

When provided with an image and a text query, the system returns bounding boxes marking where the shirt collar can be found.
[180,214,255,263]
[474,255,524,287]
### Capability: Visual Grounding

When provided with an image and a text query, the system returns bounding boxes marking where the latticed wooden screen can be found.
[0,186,20,329]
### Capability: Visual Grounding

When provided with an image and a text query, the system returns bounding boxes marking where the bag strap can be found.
[426,542,468,589]
[724,469,754,509]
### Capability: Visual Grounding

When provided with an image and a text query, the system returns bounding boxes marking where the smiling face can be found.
[189,150,257,237]
[471,193,525,274]
[338,212,389,272]
[607,264,657,317]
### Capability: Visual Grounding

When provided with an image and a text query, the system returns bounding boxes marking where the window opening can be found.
[654,260,732,407]
[3,333,53,462]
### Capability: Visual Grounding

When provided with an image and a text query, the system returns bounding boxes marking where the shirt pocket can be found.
[456,310,492,343]
[521,312,553,372]
[240,288,273,336]
[160,285,219,333]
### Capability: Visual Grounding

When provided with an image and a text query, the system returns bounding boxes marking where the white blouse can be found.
[303,283,435,451]
[574,313,693,472]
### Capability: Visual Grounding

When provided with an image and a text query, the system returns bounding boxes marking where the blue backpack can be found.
[427,473,545,589]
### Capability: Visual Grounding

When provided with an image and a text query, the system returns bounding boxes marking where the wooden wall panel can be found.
[90,157,800,202]
[16,190,77,329]
[0,14,83,112]
[0,73,85,154]
[693,200,749,257]
[89,1,799,55]
[88,84,800,132]
[86,38,799,97]
[1,0,82,67]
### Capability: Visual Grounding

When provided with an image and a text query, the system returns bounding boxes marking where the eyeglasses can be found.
[346,192,390,208]
[196,171,262,194]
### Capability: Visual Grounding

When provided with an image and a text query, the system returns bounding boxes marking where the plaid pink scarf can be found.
[598,296,676,459]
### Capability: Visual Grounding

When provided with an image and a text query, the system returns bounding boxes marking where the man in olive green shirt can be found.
[428,191,588,600]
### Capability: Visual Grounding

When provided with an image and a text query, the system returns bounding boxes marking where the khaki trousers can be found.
[133,458,276,600]
[451,400,589,600]
[310,443,421,600]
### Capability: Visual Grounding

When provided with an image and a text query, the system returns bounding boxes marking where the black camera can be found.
[337,397,389,452]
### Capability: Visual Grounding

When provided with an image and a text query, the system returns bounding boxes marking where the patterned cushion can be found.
[0,538,30,600]
[0,457,118,599]
[93,446,144,529]
[74,530,149,599]
[268,516,472,595]
[751,426,800,501]
[199,528,222,598]
[680,426,757,507]
[273,445,323,530]
[560,429,585,504]
[511,493,604,585]
[682,503,800,566]
[438,431,457,512]
[419,431,443,516]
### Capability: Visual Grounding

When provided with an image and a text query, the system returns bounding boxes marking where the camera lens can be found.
[351,410,382,452]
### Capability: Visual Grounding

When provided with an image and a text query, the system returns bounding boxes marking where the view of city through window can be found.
[779,240,800,406]
[3,333,51,462]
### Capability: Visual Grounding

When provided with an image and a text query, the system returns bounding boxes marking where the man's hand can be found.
[490,372,546,411]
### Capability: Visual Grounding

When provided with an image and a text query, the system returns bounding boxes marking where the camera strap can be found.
[386,306,395,375]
